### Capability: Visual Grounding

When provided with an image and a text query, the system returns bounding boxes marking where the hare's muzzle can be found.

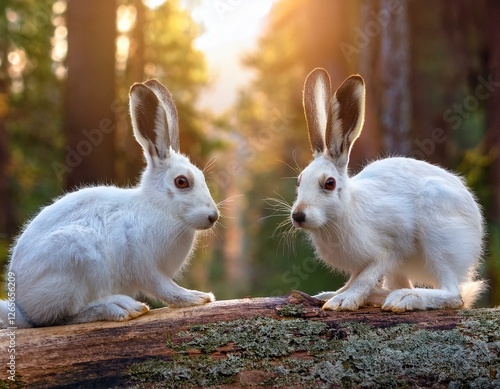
[208,212,219,226]
[291,210,306,228]
[197,210,218,230]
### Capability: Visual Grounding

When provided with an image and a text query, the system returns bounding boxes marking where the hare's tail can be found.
[460,279,487,309]
[0,300,33,328]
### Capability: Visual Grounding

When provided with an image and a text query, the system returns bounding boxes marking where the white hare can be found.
[0,79,219,327]
[291,68,485,312]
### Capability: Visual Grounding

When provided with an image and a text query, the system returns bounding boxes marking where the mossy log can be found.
[0,291,499,388]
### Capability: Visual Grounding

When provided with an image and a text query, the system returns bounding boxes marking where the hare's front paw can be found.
[170,290,215,308]
[313,291,337,301]
[322,292,362,311]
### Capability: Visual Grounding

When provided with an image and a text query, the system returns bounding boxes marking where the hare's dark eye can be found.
[174,175,189,189]
[324,177,336,191]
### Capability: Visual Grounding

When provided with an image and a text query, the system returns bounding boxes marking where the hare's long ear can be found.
[144,79,180,153]
[303,68,332,158]
[326,75,365,169]
[129,83,171,164]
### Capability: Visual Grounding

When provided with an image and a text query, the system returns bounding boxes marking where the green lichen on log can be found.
[127,309,500,388]
[169,316,330,356]
[276,303,304,317]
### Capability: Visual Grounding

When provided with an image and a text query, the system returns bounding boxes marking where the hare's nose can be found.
[208,212,219,224]
[292,211,306,223]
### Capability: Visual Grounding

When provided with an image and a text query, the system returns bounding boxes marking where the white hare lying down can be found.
[0,80,219,327]
[291,68,485,312]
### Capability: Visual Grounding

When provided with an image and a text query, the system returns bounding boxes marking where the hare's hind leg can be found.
[65,295,149,325]
[381,263,465,312]
[381,257,464,312]
[382,286,463,312]
[384,181,484,312]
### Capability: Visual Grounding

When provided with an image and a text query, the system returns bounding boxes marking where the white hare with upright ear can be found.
[0,79,219,327]
[291,68,485,312]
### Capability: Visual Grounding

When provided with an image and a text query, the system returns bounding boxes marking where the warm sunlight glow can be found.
[192,0,275,51]
[143,0,167,10]
[54,25,67,39]
[116,35,130,72]
[117,5,136,33]
[51,39,67,62]
[7,48,27,91]
[191,0,277,113]
[51,5,67,80]
[7,50,26,69]
[116,5,137,74]
[5,9,18,24]
[52,0,66,15]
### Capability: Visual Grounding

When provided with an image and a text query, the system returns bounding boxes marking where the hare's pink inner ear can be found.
[303,68,331,157]
[326,75,365,166]
[144,79,180,153]
[129,83,170,161]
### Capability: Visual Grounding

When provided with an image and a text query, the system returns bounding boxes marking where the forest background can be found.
[0,0,499,307]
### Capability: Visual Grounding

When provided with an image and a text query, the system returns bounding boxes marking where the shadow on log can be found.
[0,291,499,388]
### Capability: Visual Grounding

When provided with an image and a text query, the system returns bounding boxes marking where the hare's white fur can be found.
[0,80,219,327]
[292,68,485,312]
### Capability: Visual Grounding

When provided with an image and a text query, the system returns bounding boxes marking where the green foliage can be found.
[144,0,206,99]
[487,224,500,305]
[0,0,64,280]
[2,0,63,224]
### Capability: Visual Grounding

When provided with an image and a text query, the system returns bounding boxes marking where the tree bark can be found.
[0,291,498,388]
[64,0,117,189]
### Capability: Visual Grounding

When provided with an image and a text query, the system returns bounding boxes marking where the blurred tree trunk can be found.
[357,0,382,165]
[121,0,145,183]
[65,0,117,189]
[358,0,411,157]
[379,0,411,155]
[408,1,451,166]
[485,0,500,306]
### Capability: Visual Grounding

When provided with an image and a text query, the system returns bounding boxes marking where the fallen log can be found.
[0,291,498,388]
